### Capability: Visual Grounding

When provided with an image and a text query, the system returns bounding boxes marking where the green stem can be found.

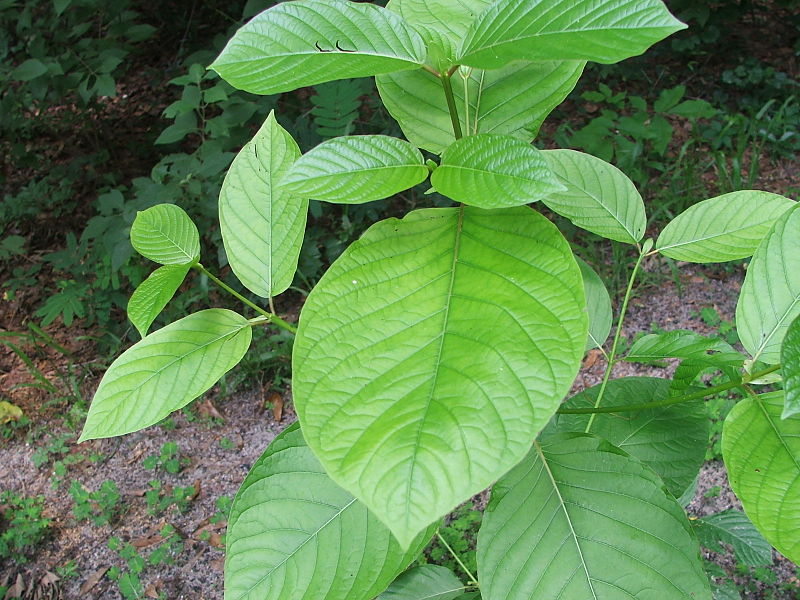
[559,364,780,415]
[436,531,479,588]
[193,263,298,334]
[441,72,463,140]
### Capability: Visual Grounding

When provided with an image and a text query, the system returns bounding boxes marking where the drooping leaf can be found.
[541,149,646,244]
[656,192,795,263]
[549,377,708,497]
[219,111,307,299]
[79,309,251,441]
[458,0,686,69]
[736,204,800,364]
[280,135,428,204]
[693,509,773,567]
[210,0,426,95]
[293,205,587,548]
[226,423,433,600]
[576,257,612,351]
[477,434,711,600]
[130,204,200,265]
[127,264,191,338]
[782,314,800,418]
[378,565,465,600]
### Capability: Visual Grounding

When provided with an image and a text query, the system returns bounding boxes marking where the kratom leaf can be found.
[127,264,191,338]
[541,149,646,244]
[210,0,426,95]
[219,111,307,299]
[577,257,612,351]
[736,204,800,364]
[79,309,251,441]
[280,135,428,204]
[693,509,773,567]
[722,391,800,563]
[293,205,586,549]
[656,192,795,263]
[130,204,200,265]
[782,314,800,418]
[226,423,432,600]
[378,565,465,600]
[389,0,492,42]
[458,0,686,69]
[477,434,711,600]
[549,377,708,497]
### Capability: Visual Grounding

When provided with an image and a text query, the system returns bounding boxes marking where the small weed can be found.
[219,437,236,451]
[107,525,184,599]
[212,495,234,525]
[0,491,51,563]
[703,486,722,499]
[70,480,123,526]
[143,442,188,475]
[144,480,197,515]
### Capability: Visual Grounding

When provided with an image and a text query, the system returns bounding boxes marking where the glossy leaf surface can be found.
[577,257,612,351]
[693,509,773,567]
[378,565,464,600]
[127,264,191,338]
[130,204,200,265]
[782,314,800,418]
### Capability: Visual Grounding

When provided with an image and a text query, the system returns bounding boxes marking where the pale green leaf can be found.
[477,434,711,600]
[541,149,646,243]
[219,111,306,299]
[127,264,191,338]
[782,314,800,418]
[293,205,587,548]
[280,135,427,204]
[576,257,612,351]
[389,0,492,45]
[210,0,426,95]
[736,204,800,364]
[459,0,686,69]
[693,509,773,567]
[226,423,432,600]
[656,192,795,263]
[79,309,251,441]
[378,565,465,600]
[722,391,800,563]
[130,204,200,265]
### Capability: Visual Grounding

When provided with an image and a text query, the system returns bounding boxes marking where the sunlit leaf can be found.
[130,204,200,265]
[576,257,612,351]
[127,264,191,338]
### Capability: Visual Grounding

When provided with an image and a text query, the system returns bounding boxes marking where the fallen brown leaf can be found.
[79,567,109,595]
[269,392,283,421]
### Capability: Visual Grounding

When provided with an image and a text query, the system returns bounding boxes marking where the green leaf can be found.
[127,264,191,338]
[219,111,306,299]
[430,134,563,208]
[693,509,773,567]
[12,58,48,81]
[293,206,587,548]
[280,135,428,204]
[782,314,800,418]
[549,377,708,497]
[226,423,432,600]
[458,0,686,69]
[736,204,800,364]
[577,257,612,351]
[210,0,426,95]
[541,149,646,243]
[477,434,711,600]
[79,309,251,441]
[722,391,800,563]
[130,204,200,265]
[656,192,796,263]
[389,0,493,42]
[378,565,465,600]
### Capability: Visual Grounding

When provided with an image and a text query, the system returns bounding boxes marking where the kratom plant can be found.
[78,0,800,598]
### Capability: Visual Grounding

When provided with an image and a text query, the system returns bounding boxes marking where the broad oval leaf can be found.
[210,0,426,95]
[577,257,612,351]
[219,111,307,299]
[549,377,708,497]
[458,0,686,69]
[431,134,563,208]
[782,314,800,419]
[79,309,251,441]
[736,204,800,364]
[293,205,587,548]
[722,391,800,563]
[378,565,465,600]
[281,135,427,204]
[130,204,200,265]
[656,191,795,263]
[389,0,492,42]
[226,423,432,600]
[477,434,711,600]
[127,264,191,338]
[541,149,646,243]
[693,509,773,567]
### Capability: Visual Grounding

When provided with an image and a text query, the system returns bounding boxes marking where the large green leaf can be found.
[280,135,428,204]
[782,314,800,418]
[541,149,646,244]
[210,0,426,95]
[477,434,710,600]
[293,205,587,548]
[79,309,251,441]
[577,257,612,351]
[127,264,191,338]
[430,134,563,208]
[656,192,795,263]
[389,0,492,43]
[736,204,800,364]
[219,111,306,299]
[378,565,465,600]
[226,423,432,600]
[549,377,708,497]
[693,509,773,567]
[130,204,200,265]
[458,0,685,69]
[722,391,800,563]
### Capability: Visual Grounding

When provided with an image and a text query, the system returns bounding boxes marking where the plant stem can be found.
[193,263,297,334]
[436,531,479,588]
[440,72,463,140]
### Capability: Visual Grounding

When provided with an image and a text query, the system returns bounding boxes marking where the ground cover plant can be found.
[74,0,800,598]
